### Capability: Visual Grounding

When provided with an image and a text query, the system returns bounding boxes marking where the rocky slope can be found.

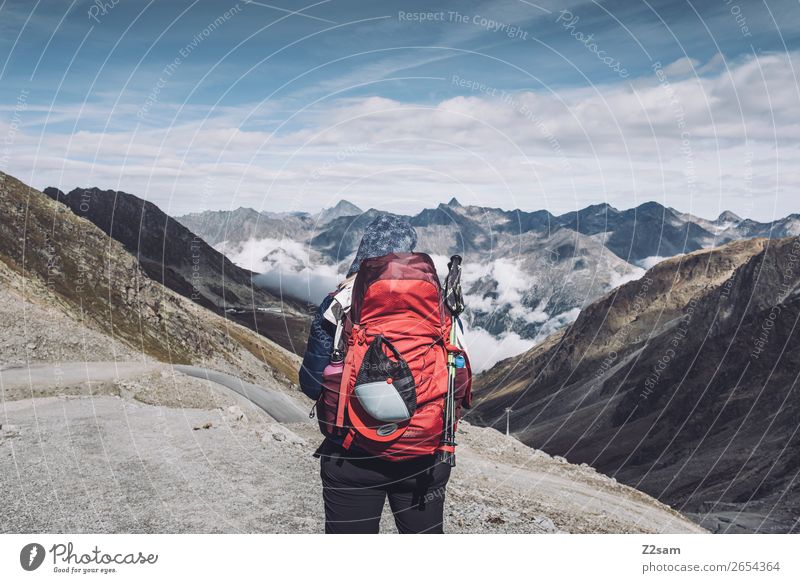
[471,236,800,533]
[0,171,298,386]
[42,185,311,353]
[0,259,146,367]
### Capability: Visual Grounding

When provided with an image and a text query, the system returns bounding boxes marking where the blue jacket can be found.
[299,294,335,401]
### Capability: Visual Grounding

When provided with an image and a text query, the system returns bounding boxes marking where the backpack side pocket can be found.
[317,361,345,438]
[453,350,473,417]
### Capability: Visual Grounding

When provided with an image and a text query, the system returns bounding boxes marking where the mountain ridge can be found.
[177,198,787,227]
[0,170,300,383]
[171,194,800,368]
[174,197,800,266]
[42,185,312,354]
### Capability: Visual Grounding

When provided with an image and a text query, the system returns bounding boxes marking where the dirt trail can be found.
[1,362,307,423]
[0,364,704,533]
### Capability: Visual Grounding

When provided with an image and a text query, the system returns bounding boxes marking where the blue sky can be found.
[2,0,800,219]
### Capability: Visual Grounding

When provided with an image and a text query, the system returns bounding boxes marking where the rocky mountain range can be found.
[0,169,704,534]
[177,197,800,370]
[471,236,800,533]
[17,170,798,532]
[42,186,311,354]
[177,205,316,247]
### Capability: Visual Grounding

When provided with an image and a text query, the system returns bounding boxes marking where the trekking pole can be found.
[437,255,464,467]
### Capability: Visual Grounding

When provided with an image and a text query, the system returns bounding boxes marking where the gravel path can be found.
[0,366,704,533]
[1,395,318,533]
[174,365,308,423]
[0,362,163,401]
[1,362,309,424]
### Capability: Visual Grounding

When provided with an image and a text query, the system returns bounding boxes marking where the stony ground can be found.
[0,365,704,534]
[0,263,147,367]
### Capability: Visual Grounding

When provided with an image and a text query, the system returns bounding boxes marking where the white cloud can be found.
[229,235,626,367]
[534,307,581,342]
[4,51,800,221]
[610,264,647,286]
[662,57,701,78]
[219,237,341,304]
[460,324,536,373]
[635,256,669,270]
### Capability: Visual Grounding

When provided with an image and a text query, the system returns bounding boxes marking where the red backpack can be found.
[316,252,472,460]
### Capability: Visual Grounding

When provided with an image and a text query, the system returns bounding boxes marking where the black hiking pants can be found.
[318,440,452,534]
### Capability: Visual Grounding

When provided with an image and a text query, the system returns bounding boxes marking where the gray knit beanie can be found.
[347,214,418,276]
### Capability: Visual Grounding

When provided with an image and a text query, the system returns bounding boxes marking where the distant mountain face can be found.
[409,202,634,343]
[176,198,799,370]
[472,236,800,533]
[557,202,716,263]
[318,199,362,225]
[43,186,311,354]
[177,206,315,247]
[176,199,363,246]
